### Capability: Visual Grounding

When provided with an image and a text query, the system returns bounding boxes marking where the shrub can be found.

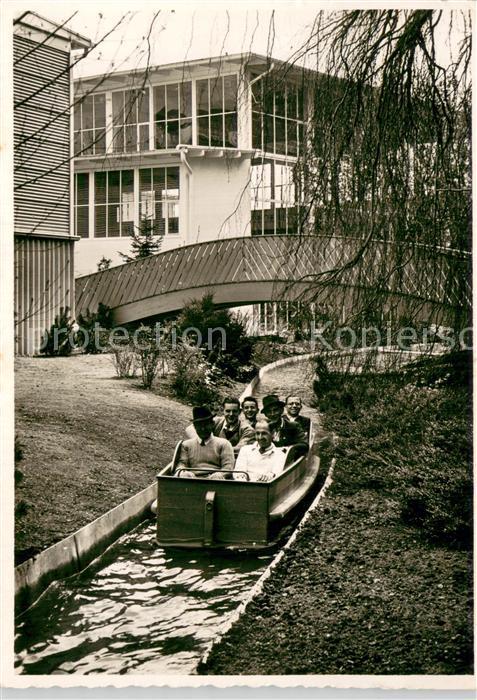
[133,325,165,389]
[315,352,472,549]
[76,303,113,354]
[170,343,223,406]
[110,342,137,378]
[40,306,74,356]
[175,293,255,379]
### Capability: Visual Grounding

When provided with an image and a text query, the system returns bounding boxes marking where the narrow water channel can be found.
[15,522,273,675]
[15,360,320,676]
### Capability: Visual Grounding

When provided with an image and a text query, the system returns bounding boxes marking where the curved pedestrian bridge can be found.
[75,235,470,324]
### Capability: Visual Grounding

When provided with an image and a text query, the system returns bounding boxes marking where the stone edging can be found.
[197,458,336,672]
[239,352,318,402]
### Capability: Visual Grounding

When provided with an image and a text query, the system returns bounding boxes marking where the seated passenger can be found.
[186,397,255,455]
[285,395,312,435]
[176,406,235,479]
[261,394,308,454]
[234,420,287,482]
[241,396,259,428]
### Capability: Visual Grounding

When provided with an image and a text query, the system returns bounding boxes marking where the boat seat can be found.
[283,442,308,467]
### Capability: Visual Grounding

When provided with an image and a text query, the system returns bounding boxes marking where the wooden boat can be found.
[155,432,320,551]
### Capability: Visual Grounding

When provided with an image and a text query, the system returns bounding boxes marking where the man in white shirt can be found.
[234,420,287,482]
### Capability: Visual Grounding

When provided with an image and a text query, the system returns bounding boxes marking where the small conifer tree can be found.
[118,218,162,263]
[97,256,112,271]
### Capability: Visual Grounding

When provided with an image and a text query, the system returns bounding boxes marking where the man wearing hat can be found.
[261,394,308,452]
[175,406,235,479]
[185,397,255,456]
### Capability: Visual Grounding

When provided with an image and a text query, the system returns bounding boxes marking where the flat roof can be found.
[14,10,91,50]
[75,51,318,85]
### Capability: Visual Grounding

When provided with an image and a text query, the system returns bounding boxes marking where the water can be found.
[15,522,273,675]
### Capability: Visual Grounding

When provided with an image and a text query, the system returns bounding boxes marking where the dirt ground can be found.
[200,487,473,675]
[14,354,192,562]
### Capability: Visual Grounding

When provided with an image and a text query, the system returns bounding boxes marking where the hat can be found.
[261,394,285,413]
[192,405,215,422]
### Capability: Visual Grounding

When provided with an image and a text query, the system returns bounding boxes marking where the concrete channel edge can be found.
[15,482,156,615]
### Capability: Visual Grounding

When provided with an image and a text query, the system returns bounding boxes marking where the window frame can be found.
[251,77,305,157]
[111,88,150,154]
[74,92,107,156]
[93,169,135,238]
[196,73,238,148]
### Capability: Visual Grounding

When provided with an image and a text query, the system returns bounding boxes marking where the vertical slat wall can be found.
[14,35,71,235]
[14,239,75,355]
[13,32,74,354]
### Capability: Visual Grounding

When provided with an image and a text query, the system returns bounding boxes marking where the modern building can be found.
[14,11,91,354]
[73,54,314,332]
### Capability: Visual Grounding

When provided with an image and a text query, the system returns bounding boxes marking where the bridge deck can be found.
[75,235,470,324]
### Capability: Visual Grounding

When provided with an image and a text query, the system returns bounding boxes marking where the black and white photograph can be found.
[1,0,474,691]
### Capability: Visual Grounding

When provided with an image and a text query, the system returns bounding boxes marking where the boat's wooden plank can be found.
[269,457,320,520]
[157,477,269,546]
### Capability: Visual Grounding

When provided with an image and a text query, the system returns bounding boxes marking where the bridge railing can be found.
[75,235,471,321]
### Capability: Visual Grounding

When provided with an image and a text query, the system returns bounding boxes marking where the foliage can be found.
[109,342,137,378]
[270,9,472,338]
[134,325,161,389]
[39,306,74,357]
[170,343,224,406]
[76,303,114,354]
[315,352,472,549]
[97,256,112,271]
[175,293,256,380]
[118,218,163,263]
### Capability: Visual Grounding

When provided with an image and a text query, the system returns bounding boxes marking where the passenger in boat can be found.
[234,419,287,482]
[185,397,255,456]
[176,406,235,479]
[284,395,312,435]
[261,394,308,454]
[241,396,259,428]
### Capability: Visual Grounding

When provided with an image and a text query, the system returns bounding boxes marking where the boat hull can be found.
[156,449,320,550]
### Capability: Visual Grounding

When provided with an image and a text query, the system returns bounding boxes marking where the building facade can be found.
[73,54,312,298]
[14,12,90,354]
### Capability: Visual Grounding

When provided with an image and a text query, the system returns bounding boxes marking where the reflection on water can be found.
[15,522,272,675]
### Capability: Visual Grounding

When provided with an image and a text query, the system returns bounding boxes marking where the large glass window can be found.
[112,89,150,153]
[154,82,192,149]
[94,170,134,237]
[196,75,238,148]
[139,167,180,235]
[74,173,89,238]
[74,93,106,156]
[252,77,304,156]
[251,160,298,235]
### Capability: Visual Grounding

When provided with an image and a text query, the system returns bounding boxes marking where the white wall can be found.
[75,156,252,277]
[186,156,251,245]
